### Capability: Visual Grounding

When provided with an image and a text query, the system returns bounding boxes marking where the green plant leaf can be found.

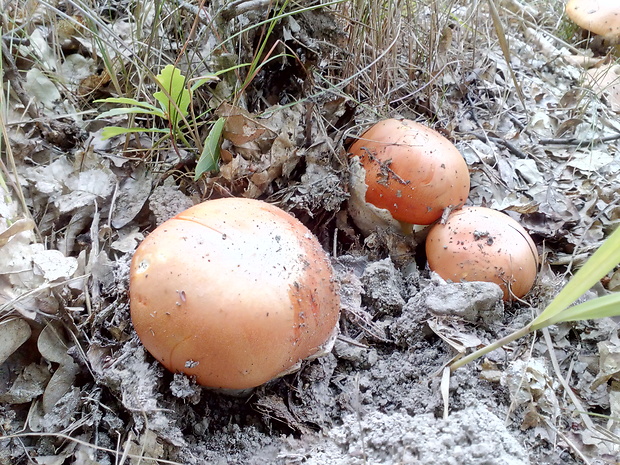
[100,126,169,140]
[95,97,162,110]
[542,292,620,326]
[531,225,620,330]
[194,117,226,179]
[153,65,191,126]
[96,107,165,119]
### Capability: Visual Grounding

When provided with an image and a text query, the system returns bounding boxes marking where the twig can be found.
[541,327,594,431]
[174,0,214,26]
[1,41,40,121]
[539,133,620,146]
[468,132,529,158]
[220,0,272,21]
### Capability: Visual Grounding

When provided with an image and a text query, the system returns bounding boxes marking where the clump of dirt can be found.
[281,405,530,465]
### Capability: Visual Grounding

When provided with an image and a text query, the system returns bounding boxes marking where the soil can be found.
[0,1,619,464]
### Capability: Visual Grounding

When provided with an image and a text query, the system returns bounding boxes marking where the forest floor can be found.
[0,0,619,464]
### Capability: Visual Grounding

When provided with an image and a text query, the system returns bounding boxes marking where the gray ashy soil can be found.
[1,1,620,464]
[70,254,615,465]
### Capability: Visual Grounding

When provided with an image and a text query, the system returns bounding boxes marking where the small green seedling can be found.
[451,225,620,371]
[95,65,224,176]
[194,116,226,179]
[96,65,213,141]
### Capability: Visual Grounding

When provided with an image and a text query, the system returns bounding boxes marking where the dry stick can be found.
[541,327,595,431]
[541,327,599,465]
[220,0,273,21]
[0,141,33,231]
[0,42,39,121]
[539,133,620,146]
[353,373,368,465]
[550,425,592,465]
[0,49,37,233]
[468,132,529,158]
[486,0,527,111]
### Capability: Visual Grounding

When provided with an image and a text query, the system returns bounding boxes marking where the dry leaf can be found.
[0,219,35,248]
[427,318,482,353]
[0,318,32,365]
[585,64,620,112]
[37,323,79,414]
[0,363,50,404]
[592,333,620,390]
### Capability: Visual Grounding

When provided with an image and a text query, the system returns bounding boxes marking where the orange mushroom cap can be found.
[425,206,539,301]
[565,0,620,38]
[129,198,340,390]
[348,119,470,227]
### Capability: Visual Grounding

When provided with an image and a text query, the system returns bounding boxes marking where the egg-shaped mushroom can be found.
[425,206,538,300]
[129,198,340,390]
[348,119,470,234]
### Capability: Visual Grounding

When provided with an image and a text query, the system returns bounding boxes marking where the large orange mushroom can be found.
[129,198,340,390]
[348,119,470,234]
[565,0,620,39]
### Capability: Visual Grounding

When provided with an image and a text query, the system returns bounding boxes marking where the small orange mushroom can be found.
[348,119,470,233]
[425,206,538,301]
[129,198,340,390]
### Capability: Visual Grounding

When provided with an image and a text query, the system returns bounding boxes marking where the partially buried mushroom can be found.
[425,206,539,301]
[129,197,341,391]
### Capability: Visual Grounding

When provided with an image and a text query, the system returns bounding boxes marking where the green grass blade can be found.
[194,117,226,179]
[531,226,620,329]
[100,126,169,140]
[94,97,162,112]
[96,107,165,119]
[245,0,289,84]
[541,292,620,326]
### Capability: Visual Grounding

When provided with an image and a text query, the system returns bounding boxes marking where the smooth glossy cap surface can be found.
[130,198,340,389]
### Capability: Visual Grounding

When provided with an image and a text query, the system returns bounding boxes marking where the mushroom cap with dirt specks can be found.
[425,206,539,301]
[348,118,470,226]
[565,0,620,38]
[129,197,341,390]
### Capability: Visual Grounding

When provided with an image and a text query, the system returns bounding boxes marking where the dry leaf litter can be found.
[0,0,619,464]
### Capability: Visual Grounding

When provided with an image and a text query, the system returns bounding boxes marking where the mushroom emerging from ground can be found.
[565,0,620,39]
[129,197,340,390]
[348,119,470,234]
[425,206,539,301]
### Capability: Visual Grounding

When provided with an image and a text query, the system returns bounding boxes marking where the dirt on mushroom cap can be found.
[348,119,470,226]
